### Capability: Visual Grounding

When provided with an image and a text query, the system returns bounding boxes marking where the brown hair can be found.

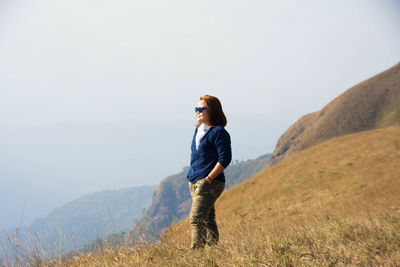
[200,95,227,127]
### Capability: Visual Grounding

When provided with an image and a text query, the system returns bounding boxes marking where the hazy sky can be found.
[1,0,400,228]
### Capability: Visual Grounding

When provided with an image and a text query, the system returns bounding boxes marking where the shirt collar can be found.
[199,123,211,132]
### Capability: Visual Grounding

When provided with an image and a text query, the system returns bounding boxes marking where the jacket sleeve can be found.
[213,127,232,168]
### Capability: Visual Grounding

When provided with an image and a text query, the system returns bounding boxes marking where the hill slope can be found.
[52,126,400,266]
[160,126,400,265]
[270,62,400,165]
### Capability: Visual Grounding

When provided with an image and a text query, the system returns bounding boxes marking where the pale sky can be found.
[1,0,400,229]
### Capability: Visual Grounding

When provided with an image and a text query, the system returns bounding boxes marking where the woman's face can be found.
[196,100,210,125]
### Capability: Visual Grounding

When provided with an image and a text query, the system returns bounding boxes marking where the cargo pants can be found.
[189,178,225,249]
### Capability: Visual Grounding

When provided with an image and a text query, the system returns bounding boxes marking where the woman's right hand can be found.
[205,176,213,184]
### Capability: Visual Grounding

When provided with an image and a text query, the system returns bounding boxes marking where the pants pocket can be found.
[197,179,210,195]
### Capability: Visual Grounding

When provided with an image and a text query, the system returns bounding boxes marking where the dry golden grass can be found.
[159,125,400,266]
[4,126,400,266]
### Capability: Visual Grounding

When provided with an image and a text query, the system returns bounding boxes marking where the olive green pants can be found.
[189,179,225,249]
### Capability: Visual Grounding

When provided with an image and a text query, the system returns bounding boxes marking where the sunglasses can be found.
[195,107,207,113]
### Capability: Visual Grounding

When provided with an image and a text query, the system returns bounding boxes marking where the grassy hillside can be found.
[271,61,400,165]
[42,126,400,266]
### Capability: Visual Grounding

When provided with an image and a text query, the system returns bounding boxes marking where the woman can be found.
[187,95,232,249]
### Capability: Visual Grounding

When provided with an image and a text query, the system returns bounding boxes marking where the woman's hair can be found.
[200,95,227,127]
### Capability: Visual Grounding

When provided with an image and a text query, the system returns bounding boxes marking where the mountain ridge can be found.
[270,61,400,165]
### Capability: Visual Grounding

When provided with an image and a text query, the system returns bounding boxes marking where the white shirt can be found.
[195,123,211,149]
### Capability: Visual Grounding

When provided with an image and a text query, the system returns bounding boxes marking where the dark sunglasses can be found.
[195,107,207,113]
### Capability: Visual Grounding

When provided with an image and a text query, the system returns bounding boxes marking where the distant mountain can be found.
[1,186,154,255]
[126,154,271,242]
[270,62,400,165]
